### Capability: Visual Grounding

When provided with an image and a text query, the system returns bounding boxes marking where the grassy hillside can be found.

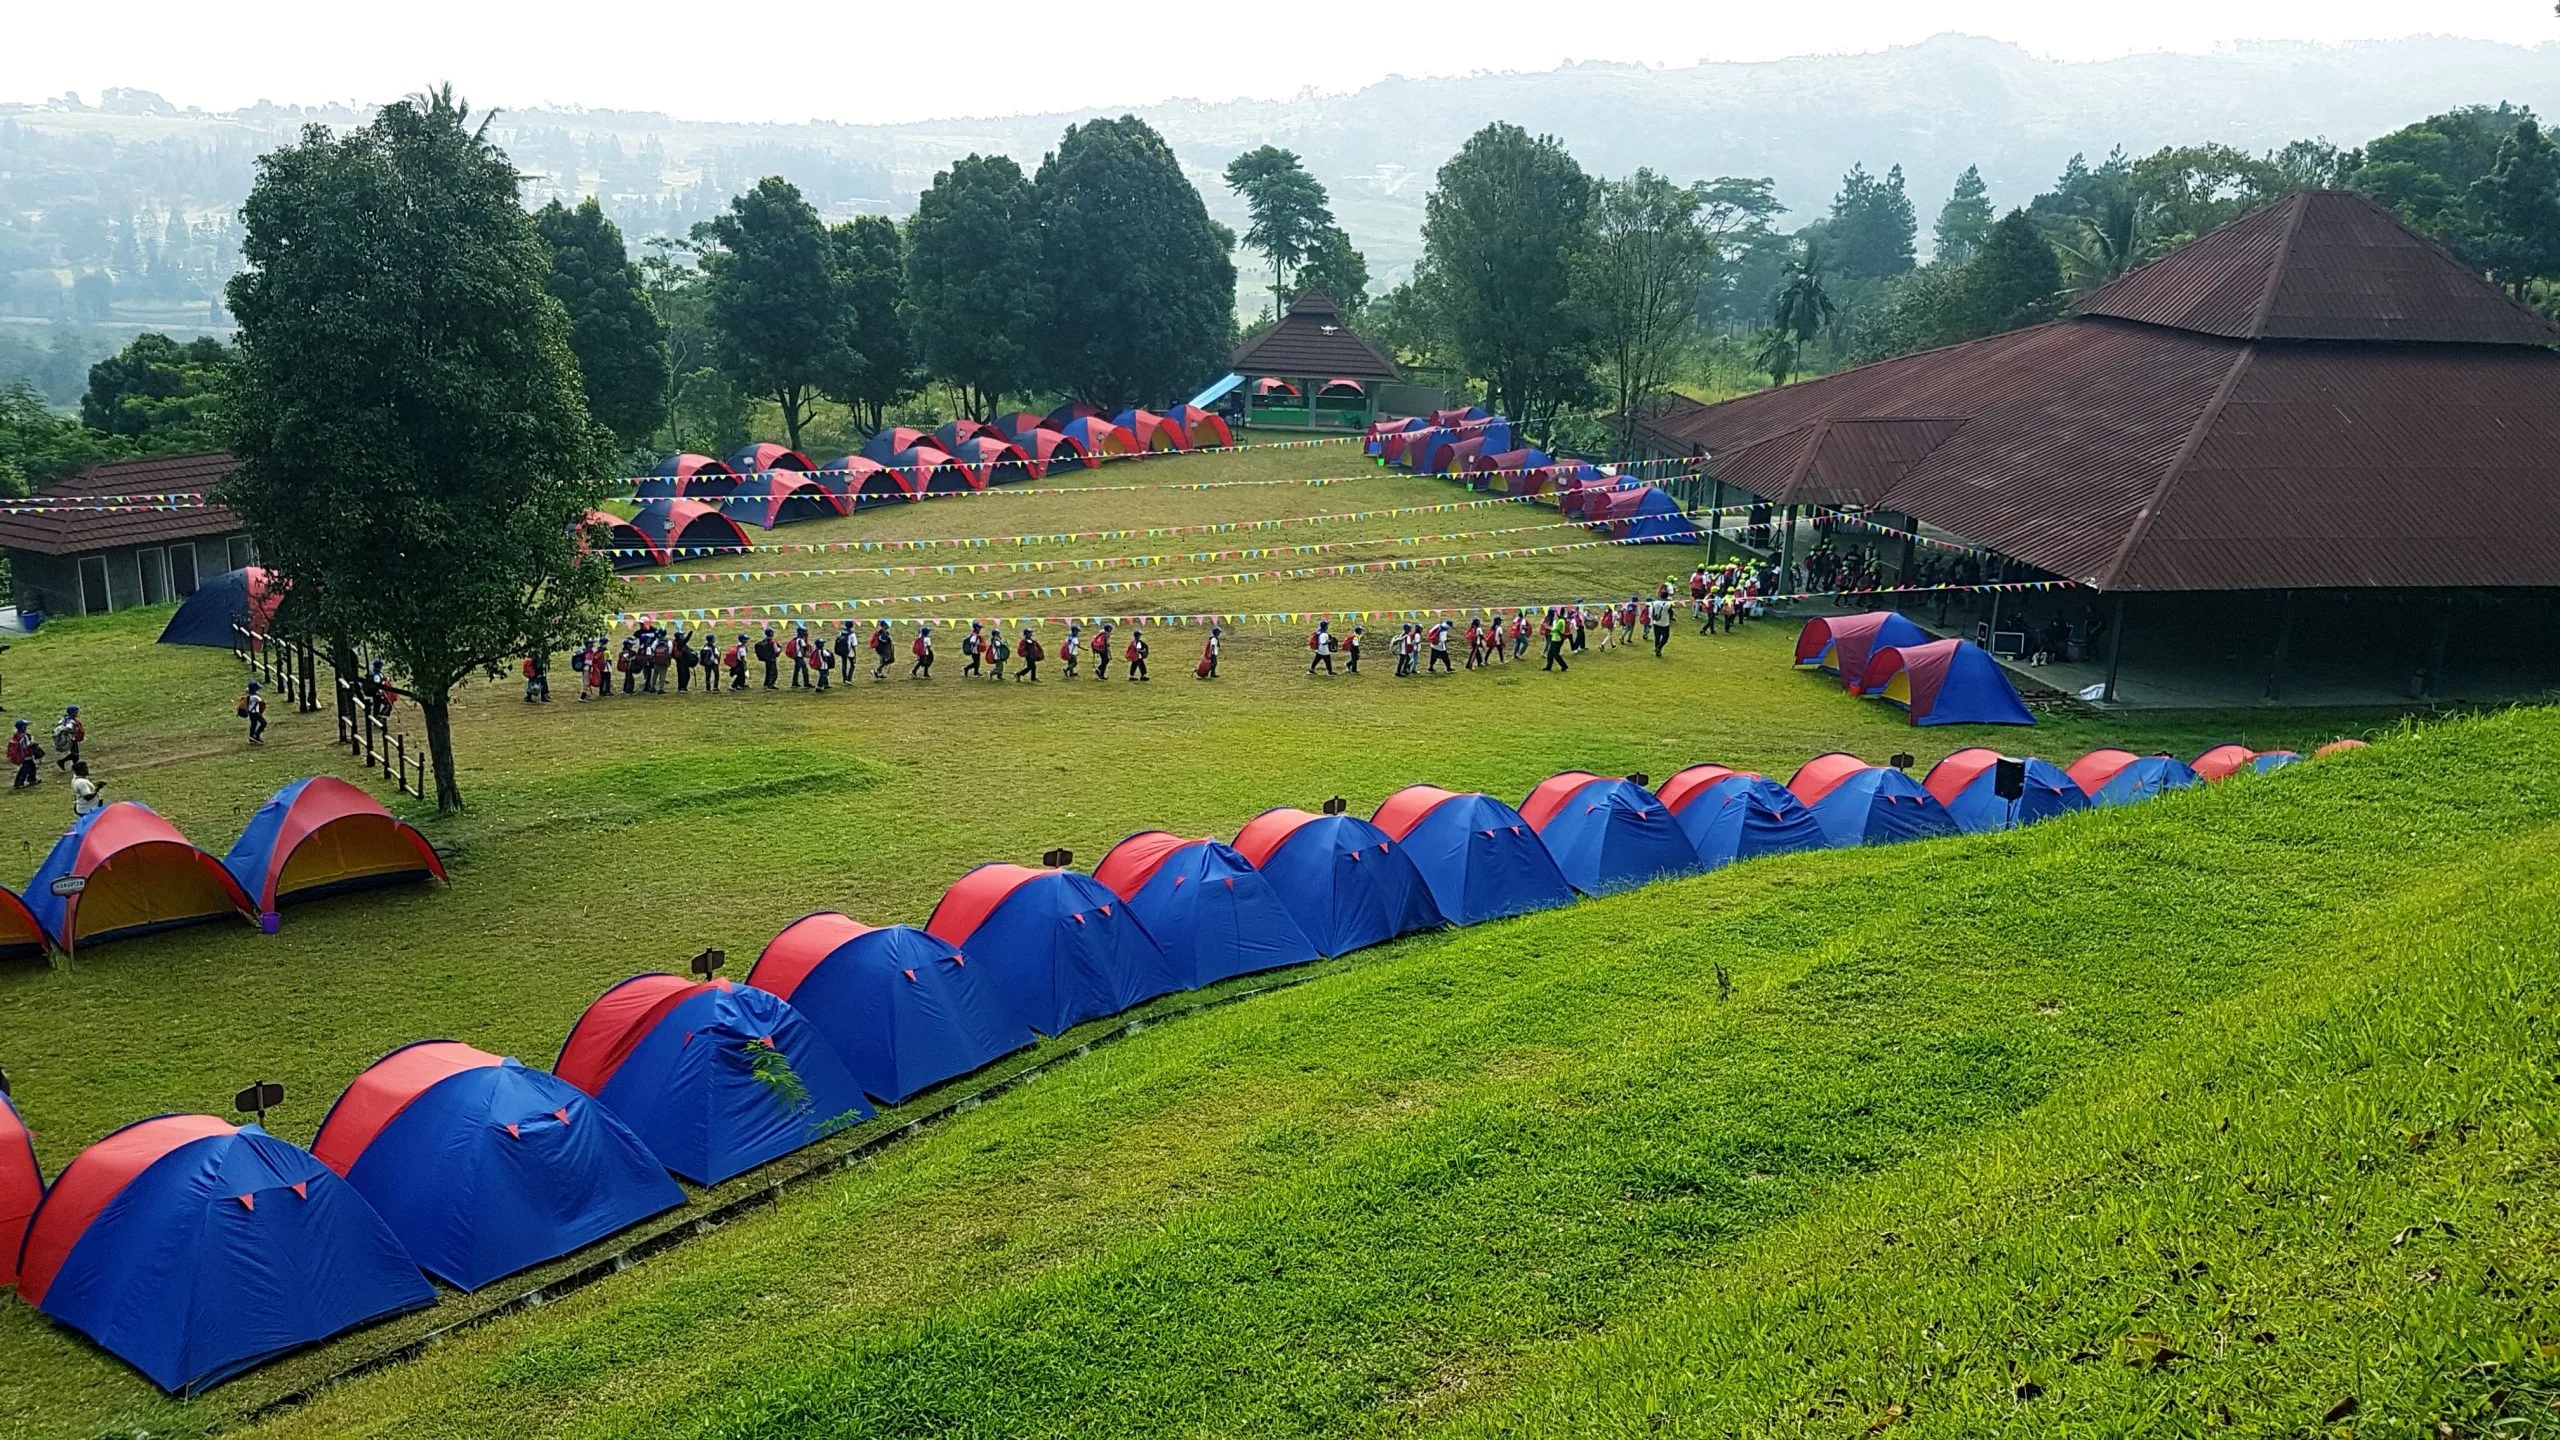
[0,440,2445,1437]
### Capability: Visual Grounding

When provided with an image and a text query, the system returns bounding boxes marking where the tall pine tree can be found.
[1035,116,1236,407]
[906,154,1045,418]
[534,197,667,451]
[1933,165,1994,264]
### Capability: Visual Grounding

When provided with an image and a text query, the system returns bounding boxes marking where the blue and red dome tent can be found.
[1367,416,1427,460]
[1921,749,2089,834]
[632,498,753,560]
[221,776,445,931]
[886,445,979,494]
[941,435,1030,488]
[1,1089,38,1288]
[718,473,845,529]
[727,443,814,475]
[1862,639,2035,726]
[0,881,48,960]
[311,1041,682,1290]
[925,864,1182,1037]
[1093,832,1320,987]
[1057,415,1139,460]
[157,565,284,646]
[931,419,990,452]
[634,454,738,500]
[584,510,666,569]
[1045,401,1106,429]
[2192,744,2260,781]
[27,802,254,954]
[2252,750,2303,774]
[1656,764,1831,869]
[1231,808,1443,959]
[1585,486,1701,544]
[1010,427,1090,476]
[1114,408,1185,452]
[554,976,871,1185]
[2065,749,2200,808]
[750,913,1031,1104]
[1519,772,1705,896]
[1794,612,1930,692]
[1787,754,1960,848]
[819,456,922,509]
[859,427,933,464]
[15,1115,433,1393]
[1161,404,1233,450]
[990,411,1051,443]
[1369,786,1575,926]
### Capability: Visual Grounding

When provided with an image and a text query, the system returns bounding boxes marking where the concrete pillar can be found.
[2262,589,2296,702]
[2102,593,2126,703]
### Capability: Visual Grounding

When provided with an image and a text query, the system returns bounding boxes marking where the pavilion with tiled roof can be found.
[0,452,253,619]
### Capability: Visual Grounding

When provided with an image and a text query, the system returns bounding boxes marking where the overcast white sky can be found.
[7,2,2553,126]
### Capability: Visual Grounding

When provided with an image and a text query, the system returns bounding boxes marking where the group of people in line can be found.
[7,705,102,817]
[1297,561,1771,679]
[544,614,1223,699]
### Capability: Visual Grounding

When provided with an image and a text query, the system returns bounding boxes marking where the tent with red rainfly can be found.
[727,443,814,476]
[1794,611,1929,691]
[718,472,845,529]
[15,1115,434,1393]
[221,776,445,931]
[1861,638,2034,725]
[1008,428,1088,476]
[1519,772,1704,896]
[1,1088,39,1288]
[1114,408,1185,452]
[584,511,665,570]
[1655,764,1831,869]
[1787,754,1960,847]
[931,419,990,452]
[860,427,934,463]
[750,913,1031,1104]
[1045,401,1106,429]
[157,565,286,646]
[820,455,922,509]
[1092,832,1320,987]
[1057,415,1139,459]
[555,975,871,1185]
[0,884,44,960]
[941,435,1030,487]
[1921,749,2088,833]
[925,864,1182,1037]
[1369,786,1574,926]
[991,411,1051,444]
[2192,744,2259,782]
[884,445,978,494]
[311,1041,682,1290]
[2066,749,2200,808]
[1161,404,1233,449]
[26,802,255,954]
[1231,808,1443,958]
[632,498,753,560]
[634,453,738,500]
[1368,416,1426,459]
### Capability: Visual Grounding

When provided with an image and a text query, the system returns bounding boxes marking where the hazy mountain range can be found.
[10,33,2560,305]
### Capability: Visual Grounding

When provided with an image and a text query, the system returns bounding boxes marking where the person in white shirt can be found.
[69,761,103,818]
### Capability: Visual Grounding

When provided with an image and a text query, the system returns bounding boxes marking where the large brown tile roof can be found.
[1229,291,1404,383]
[0,452,244,557]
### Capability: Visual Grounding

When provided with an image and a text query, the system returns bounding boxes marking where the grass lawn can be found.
[0,440,2459,1437]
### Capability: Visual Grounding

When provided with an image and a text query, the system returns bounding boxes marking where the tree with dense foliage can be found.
[1035,116,1236,406]
[222,88,614,811]
[1760,239,1836,384]
[2467,117,2560,301]
[533,197,667,452]
[906,154,1045,418]
[1693,177,1790,331]
[1932,165,1994,264]
[2347,104,2535,252]
[0,381,121,493]
[1296,225,1370,316]
[1224,146,1335,315]
[1365,264,1454,372]
[1421,122,1596,420]
[697,177,856,452]
[2057,195,2155,296]
[831,215,920,434]
[1577,169,1713,454]
[1960,209,2064,333]
[78,331,231,449]
[2126,144,2284,245]
[1826,163,1917,279]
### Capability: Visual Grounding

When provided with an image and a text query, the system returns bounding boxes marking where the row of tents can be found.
[1795,612,2036,726]
[0,779,444,956]
[1366,409,1705,545]
[597,406,1237,568]
[0,735,2367,1391]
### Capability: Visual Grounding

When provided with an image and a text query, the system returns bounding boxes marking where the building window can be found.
[79,556,110,615]
[139,547,170,606]
[227,535,254,572]
[170,543,198,597]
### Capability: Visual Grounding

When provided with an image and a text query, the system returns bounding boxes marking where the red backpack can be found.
[1092,631,1109,656]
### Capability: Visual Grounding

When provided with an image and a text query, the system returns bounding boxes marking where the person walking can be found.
[1092,623,1115,680]
[1464,616,1485,668]
[1062,620,1083,679]
[910,624,935,679]
[1512,611,1531,661]
[673,627,696,693]
[787,624,812,688]
[725,634,750,691]
[1125,623,1150,681]
[870,620,894,681]
[1344,625,1363,676]
[755,627,781,689]
[1308,621,1336,676]
[1195,626,1219,680]
[988,627,1010,681]
[1543,608,1571,672]
[1017,627,1044,681]
[696,633,719,694]
[1427,619,1454,674]
[243,682,269,745]
[522,651,551,703]
[587,642,613,700]
[961,621,985,679]
[1720,590,1740,634]
[835,620,857,685]
[10,718,40,786]
[811,633,834,691]
[1648,593,1673,656]
[68,760,103,820]
[52,706,82,771]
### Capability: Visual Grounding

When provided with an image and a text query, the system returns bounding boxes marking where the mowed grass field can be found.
[0,438,2486,1438]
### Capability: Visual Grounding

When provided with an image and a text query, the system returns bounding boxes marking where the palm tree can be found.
[1754,328,1800,387]
[1771,239,1837,348]
[2059,196,2152,297]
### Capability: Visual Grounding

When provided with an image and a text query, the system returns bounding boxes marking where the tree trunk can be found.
[332,638,360,724]
[419,690,463,811]
[778,387,803,452]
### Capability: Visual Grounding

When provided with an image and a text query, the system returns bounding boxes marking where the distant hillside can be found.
[6,33,2559,322]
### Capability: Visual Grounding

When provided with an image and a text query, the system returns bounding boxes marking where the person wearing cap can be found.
[9,718,39,786]
[1648,592,1674,656]
[1018,627,1045,681]
[1125,622,1150,681]
[1062,620,1083,678]
[961,621,986,678]
[834,619,857,683]
[1307,620,1336,676]
[1092,622,1115,680]
[726,633,750,690]
[52,705,83,770]
[1426,619,1454,674]
[1345,625,1363,675]
[786,623,812,688]
[988,626,1010,681]
[672,626,697,693]
[810,629,835,691]
[243,682,269,745]
[909,623,935,679]
[756,626,781,688]
[869,619,894,680]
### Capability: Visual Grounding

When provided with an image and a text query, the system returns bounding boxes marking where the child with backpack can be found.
[811,634,834,691]
[1062,621,1083,678]
[1092,623,1114,680]
[1344,626,1363,675]
[52,706,82,770]
[961,622,985,678]
[241,684,267,745]
[870,620,894,680]
[11,718,41,785]
[1196,626,1220,680]
[726,635,750,690]
[910,624,935,679]
[1125,624,1149,681]
[1307,621,1336,676]
[696,634,719,694]
[988,627,1011,680]
[1017,628,1044,681]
